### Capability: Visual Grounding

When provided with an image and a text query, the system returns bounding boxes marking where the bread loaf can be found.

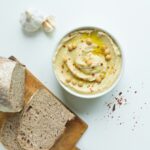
[17,88,75,150]
[0,57,25,112]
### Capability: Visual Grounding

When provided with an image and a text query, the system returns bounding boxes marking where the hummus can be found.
[53,28,122,95]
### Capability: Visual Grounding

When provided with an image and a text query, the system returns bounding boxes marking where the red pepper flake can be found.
[112,104,116,112]
[89,88,93,92]
[117,99,123,105]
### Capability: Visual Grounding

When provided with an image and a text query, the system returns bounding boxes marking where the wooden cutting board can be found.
[0,57,88,150]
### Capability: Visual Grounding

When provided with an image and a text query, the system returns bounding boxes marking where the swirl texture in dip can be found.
[53,29,122,95]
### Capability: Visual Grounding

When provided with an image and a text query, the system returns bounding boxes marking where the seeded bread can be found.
[17,88,75,150]
[0,57,25,112]
[0,113,24,150]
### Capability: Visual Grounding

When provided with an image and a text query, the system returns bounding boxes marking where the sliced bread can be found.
[17,88,75,150]
[0,57,25,112]
[0,113,24,150]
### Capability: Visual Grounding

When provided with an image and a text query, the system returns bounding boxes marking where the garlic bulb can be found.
[20,9,56,33]
[20,9,43,32]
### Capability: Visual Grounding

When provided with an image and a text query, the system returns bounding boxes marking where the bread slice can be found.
[0,113,24,150]
[0,57,25,112]
[17,88,75,150]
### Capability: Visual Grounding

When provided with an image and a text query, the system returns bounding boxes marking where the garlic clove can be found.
[42,16,56,33]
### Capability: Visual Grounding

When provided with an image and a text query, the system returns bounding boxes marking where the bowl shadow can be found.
[57,79,124,116]
[59,86,105,115]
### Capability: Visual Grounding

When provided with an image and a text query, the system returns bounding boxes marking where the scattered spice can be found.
[107,103,111,109]
[101,85,149,132]
[119,92,122,96]
[112,104,116,112]
[116,98,123,106]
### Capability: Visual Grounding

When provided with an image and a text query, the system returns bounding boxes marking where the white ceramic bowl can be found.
[52,26,124,99]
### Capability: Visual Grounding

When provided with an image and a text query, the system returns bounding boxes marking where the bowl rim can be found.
[52,26,124,99]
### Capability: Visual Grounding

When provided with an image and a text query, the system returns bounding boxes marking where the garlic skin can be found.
[20,9,44,32]
[42,16,56,33]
